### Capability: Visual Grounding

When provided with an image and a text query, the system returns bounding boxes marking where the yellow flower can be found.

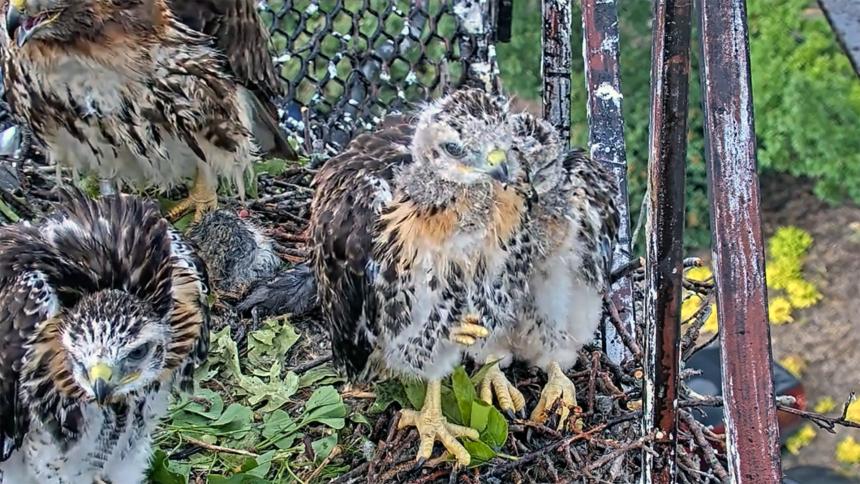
[766,259,801,290]
[836,436,860,464]
[686,266,713,283]
[768,297,794,325]
[680,293,718,334]
[785,424,816,455]
[768,226,813,262]
[846,398,860,424]
[785,279,822,309]
[778,355,806,378]
[814,396,837,414]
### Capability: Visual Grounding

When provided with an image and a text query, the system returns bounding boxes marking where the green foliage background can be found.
[497,0,860,250]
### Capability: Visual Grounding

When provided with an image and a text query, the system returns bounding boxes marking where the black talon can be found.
[504,409,516,421]
[412,457,427,472]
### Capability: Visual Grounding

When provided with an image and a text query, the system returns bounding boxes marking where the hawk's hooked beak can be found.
[486,148,509,183]
[5,2,60,48]
[88,362,115,406]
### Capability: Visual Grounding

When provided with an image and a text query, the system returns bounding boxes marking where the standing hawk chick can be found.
[472,113,619,429]
[0,0,291,221]
[312,89,532,466]
[0,189,210,483]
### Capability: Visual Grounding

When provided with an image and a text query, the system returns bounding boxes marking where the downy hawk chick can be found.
[311,89,533,466]
[0,0,296,221]
[470,112,619,429]
[0,189,210,483]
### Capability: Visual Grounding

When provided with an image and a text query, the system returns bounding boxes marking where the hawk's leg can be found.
[167,166,218,223]
[477,356,525,417]
[398,379,479,467]
[530,360,581,431]
[450,314,489,346]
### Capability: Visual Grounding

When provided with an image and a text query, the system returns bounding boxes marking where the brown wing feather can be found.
[0,270,59,460]
[168,0,298,159]
[311,114,415,377]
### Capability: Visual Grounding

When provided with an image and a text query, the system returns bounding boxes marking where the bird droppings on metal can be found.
[595,82,623,109]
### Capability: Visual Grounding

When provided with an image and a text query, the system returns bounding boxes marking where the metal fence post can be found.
[581,0,636,366]
[541,0,572,140]
[642,0,693,481]
[697,0,783,481]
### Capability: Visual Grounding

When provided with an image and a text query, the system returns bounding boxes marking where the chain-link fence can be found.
[259,0,509,158]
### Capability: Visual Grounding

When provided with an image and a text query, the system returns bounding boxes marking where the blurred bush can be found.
[497,0,860,251]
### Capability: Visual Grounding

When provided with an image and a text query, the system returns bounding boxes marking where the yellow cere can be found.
[88,363,113,382]
[487,149,506,166]
[10,0,25,11]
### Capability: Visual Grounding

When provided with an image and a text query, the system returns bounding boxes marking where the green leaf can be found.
[147,449,188,484]
[246,318,300,370]
[470,359,501,388]
[440,387,462,426]
[244,450,276,478]
[463,439,496,465]
[451,367,477,424]
[469,400,491,433]
[181,389,224,420]
[369,380,409,414]
[402,378,426,410]
[298,365,344,388]
[312,434,338,461]
[210,403,253,436]
[261,410,300,450]
[207,474,270,484]
[301,386,347,429]
[481,406,509,450]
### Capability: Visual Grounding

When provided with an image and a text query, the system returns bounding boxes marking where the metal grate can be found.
[259,0,505,158]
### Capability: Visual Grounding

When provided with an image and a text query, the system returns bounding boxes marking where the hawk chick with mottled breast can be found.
[0,0,295,221]
[0,189,210,483]
[312,89,533,466]
[470,112,619,429]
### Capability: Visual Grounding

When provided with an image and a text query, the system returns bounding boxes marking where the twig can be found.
[182,436,258,458]
[583,433,653,473]
[291,353,333,374]
[483,413,641,478]
[777,393,860,433]
[305,445,342,483]
[680,411,729,481]
[610,257,643,285]
[606,298,643,359]
[330,462,369,484]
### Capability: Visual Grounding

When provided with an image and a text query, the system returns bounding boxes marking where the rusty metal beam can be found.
[580,0,636,365]
[697,0,783,481]
[541,0,572,141]
[642,0,693,482]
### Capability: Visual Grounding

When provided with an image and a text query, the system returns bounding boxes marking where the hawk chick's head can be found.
[411,89,522,186]
[5,0,101,47]
[60,289,172,406]
[509,112,566,197]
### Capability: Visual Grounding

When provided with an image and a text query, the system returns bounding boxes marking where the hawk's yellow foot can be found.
[478,358,525,416]
[167,171,218,223]
[530,361,580,431]
[398,379,479,467]
[450,314,489,346]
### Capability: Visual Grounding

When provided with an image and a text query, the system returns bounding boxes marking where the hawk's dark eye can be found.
[126,343,150,362]
[441,142,466,158]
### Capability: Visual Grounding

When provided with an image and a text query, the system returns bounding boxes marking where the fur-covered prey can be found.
[0,0,276,194]
[0,189,209,483]
[475,112,619,372]
[311,89,533,382]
